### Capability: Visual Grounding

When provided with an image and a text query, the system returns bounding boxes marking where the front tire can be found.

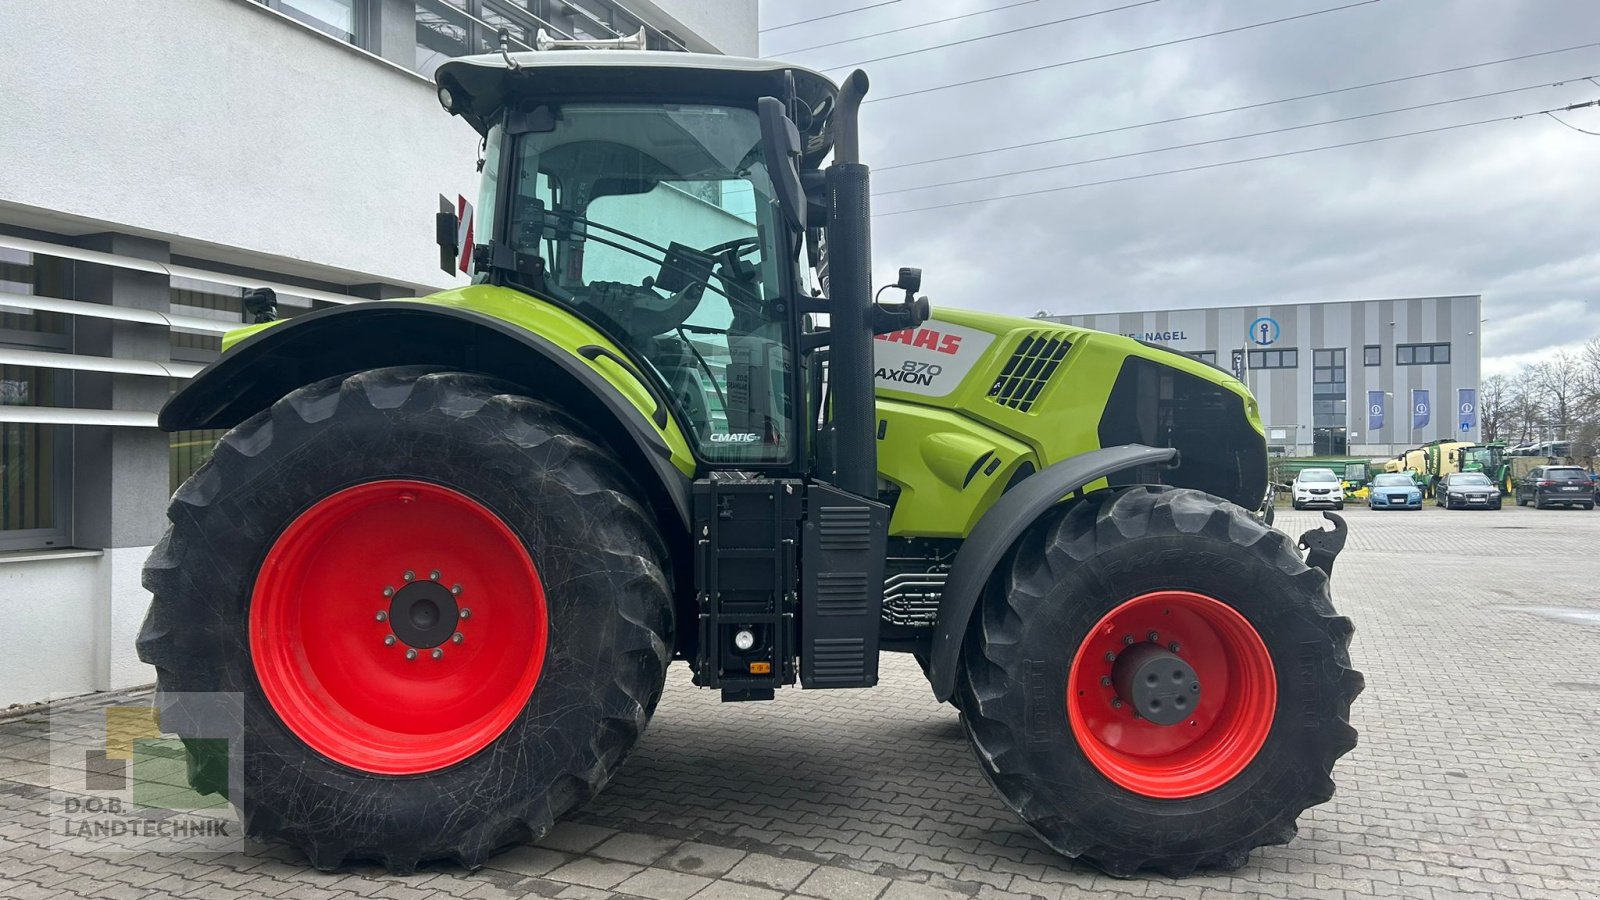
[138,368,674,871]
[954,488,1361,877]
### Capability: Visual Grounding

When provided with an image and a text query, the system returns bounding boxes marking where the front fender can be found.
[161,300,695,528]
[927,444,1179,701]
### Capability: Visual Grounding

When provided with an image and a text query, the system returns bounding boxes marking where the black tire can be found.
[138,368,673,872]
[954,488,1361,877]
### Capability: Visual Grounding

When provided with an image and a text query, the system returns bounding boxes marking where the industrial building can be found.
[0,0,754,707]
[1046,295,1484,458]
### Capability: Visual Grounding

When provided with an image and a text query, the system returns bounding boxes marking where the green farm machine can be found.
[1388,439,1508,497]
[138,42,1360,877]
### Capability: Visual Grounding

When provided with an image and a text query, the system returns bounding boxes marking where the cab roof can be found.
[435,51,841,165]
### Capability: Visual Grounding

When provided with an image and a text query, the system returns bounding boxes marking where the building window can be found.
[1397,342,1450,365]
[0,248,74,551]
[1363,344,1380,366]
[265,0,358,40]
[1247,348,1298,369]
[1312,349,1347,423]
[171,429,227,492]
[1190,350,1217,364]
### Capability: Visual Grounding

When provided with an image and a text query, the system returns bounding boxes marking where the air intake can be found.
[987,332,1070,412]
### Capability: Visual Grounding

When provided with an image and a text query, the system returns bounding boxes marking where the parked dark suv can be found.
[1515,465,1596,510]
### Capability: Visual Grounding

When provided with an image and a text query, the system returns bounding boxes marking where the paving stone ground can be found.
[2,502,1598,899]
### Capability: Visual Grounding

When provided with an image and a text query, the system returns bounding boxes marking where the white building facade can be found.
[0,0,757,707]
[1047,296,1484,459]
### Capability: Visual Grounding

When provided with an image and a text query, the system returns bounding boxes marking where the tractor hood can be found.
[435,51,840,165]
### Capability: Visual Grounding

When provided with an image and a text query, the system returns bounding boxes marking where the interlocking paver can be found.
[3,504,1598,899]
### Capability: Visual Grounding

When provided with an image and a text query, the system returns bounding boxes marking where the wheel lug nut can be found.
[430,570,441,581]
[460,609,471,620]
[452,632,464,644]
[384,635,396,646]
[1191,682,1201,693]
[432,648,444,660]
[375,610,388,622]
[405,648,417,660]
[403,570,415,582]
[1104,651,1116,662]
[1147,631,1160,642]
[1169,642,1181,653]
[1111,698,1123,709]
[383,586,395,597]
[451,584,463,595]
[1121,634,1134,645]
[1100,675,1111,687]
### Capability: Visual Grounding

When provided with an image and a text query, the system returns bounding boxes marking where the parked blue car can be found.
[1367,472,1423,510]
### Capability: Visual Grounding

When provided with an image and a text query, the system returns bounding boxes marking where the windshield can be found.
[494,103,792,464]
[1462,446,1499,470]
[1452,474,1492,486]
[1546,468,1589,482]
[1298,470,1338,483]
[1372,474,1413,487]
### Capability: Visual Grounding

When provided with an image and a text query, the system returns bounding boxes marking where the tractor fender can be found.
[160,301,692,528]
[927,443,1179,702]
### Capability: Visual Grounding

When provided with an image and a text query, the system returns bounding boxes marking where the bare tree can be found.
[1506,372,1541,444]
[1530,351,1585,441]
[1479,374,1508,443]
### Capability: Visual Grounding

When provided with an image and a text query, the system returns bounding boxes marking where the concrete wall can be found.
[0,0,479,292]
[0,553,102,707]
[630,0,759,56]
[1054,296,1483,456]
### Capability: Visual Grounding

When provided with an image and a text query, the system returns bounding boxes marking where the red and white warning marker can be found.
[455,195,474,274]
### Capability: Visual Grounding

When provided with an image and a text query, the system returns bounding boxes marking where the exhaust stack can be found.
[825,69,877,498]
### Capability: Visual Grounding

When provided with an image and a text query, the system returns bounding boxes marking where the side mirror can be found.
[757,97,806,232]
[436,196,460,274]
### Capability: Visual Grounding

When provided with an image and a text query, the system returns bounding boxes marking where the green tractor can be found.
[138,43,1360,878]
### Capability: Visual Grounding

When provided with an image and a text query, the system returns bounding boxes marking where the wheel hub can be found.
[388,580,458,649]
[1111,643,1201,725]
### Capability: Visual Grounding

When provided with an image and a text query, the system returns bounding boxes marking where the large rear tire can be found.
[138,368,673,871]
[954,488,1361,877]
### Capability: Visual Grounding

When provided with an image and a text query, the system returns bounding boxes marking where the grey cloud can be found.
[762,0,1600,369]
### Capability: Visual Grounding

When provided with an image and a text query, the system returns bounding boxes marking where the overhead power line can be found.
[764,0,1043,58]
[761,1,901,33]
[877,40,1600,171]
[1546,111,1600,135]
[865,0,1384,104]
[822,0,1162,71]
[872,98,1600,217]
[876,75,1593,196]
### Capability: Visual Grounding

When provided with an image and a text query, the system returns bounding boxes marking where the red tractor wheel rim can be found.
[250,480,547,775]
[1066,591,1276,798]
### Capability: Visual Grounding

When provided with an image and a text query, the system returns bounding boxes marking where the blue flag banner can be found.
[1458,388,1477,434]
[1412,389,1431,430]
[1367,391,1385,431]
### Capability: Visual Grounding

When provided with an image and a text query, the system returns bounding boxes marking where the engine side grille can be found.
[988,332,1070,412]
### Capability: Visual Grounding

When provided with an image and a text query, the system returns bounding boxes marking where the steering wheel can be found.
[582,236,765,338]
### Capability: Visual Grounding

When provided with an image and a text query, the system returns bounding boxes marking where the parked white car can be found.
[1292,468,1346,510]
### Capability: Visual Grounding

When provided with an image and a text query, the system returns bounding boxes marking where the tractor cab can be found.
[433,50,877,471]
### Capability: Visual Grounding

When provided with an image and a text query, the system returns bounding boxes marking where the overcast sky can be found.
[757,0,1600,376]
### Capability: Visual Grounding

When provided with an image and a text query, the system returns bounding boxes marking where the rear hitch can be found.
[1297,512,1347,578]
